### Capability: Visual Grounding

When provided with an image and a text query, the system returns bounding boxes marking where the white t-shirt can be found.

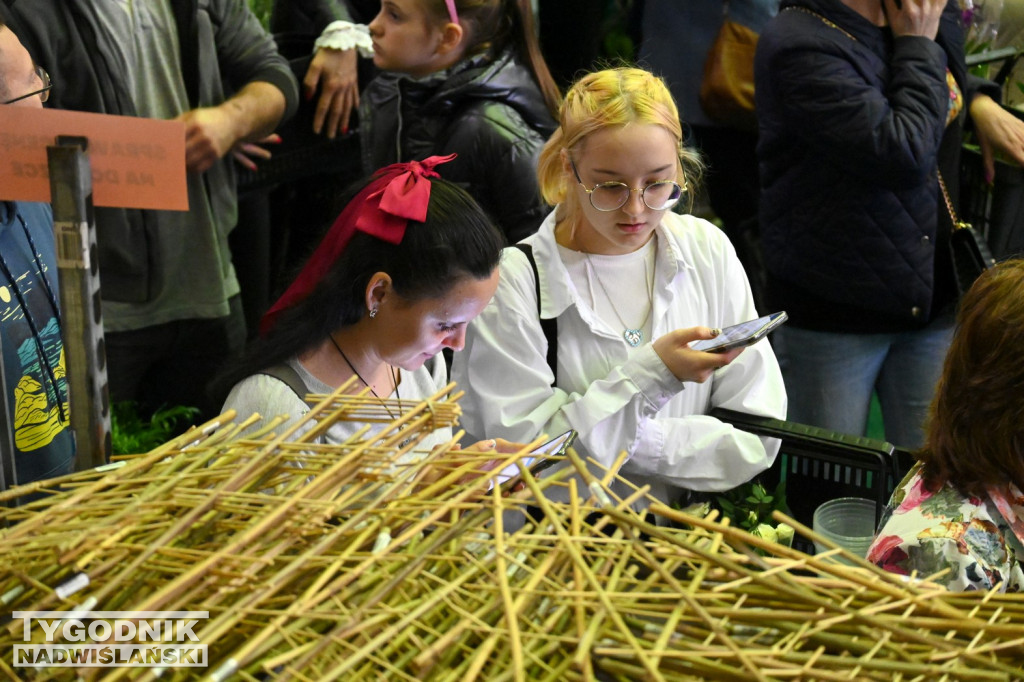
[223,355,453,461]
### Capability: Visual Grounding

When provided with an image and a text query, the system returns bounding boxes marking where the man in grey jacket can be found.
[5,0,299,420]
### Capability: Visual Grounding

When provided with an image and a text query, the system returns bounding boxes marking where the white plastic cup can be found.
[812,497,877,562]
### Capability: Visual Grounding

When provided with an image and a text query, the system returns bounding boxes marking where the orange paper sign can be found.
[0,106,187,210]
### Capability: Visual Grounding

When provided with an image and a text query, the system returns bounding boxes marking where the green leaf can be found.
[111,401,200,455]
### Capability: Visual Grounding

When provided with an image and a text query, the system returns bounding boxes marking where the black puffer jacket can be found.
[756,0,999,332]
[359,49,558,244]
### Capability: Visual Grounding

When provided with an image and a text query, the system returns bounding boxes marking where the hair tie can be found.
[260,154,457,335]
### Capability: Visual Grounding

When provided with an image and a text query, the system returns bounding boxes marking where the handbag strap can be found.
[937,170,971,231]
[259,362,310,401]
[784,6,857,41]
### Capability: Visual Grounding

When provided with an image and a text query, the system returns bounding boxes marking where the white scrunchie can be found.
[313,21,374,57]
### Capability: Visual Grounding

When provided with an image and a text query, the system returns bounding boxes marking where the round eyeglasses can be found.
[3,65,52,105]
[570,158,684,212]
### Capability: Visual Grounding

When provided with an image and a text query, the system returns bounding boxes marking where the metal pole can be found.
[47,137,111,469]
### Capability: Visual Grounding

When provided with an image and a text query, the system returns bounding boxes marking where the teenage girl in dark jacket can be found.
[358,0,560,244]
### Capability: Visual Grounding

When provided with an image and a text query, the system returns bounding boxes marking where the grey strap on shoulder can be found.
[259,362,310,402]
[512,243,557,384]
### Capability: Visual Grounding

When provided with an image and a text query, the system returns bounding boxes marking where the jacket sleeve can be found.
[763,32,949,186]
[453,244,785,493]
[444,110,551,244]
[209,0,300,122]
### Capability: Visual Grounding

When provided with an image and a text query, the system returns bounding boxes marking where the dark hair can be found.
[918,259,1024,496]
[426,0,560,117]
[211,176,504,401]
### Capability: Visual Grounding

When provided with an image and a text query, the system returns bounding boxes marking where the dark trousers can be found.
[104,295,246,422]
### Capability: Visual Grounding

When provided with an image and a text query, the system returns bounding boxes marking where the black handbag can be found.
[940,171,996,295]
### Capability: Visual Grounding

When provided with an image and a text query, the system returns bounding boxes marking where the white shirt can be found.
[223,355,453,461]
[452,210,787,507]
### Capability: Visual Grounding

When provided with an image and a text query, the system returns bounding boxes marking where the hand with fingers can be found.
[177,106,238,173]
[231,134,282,171]
[883,0,946,40]
[304,47,360,138]
[652,326,745,384]
[423,438,528,493]
[970,94,1024,184]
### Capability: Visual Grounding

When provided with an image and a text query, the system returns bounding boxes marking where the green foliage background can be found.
[249,0,272,29]
[111,402,199,456]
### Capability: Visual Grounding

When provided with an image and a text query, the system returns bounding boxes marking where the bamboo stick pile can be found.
[2,380,1023,681]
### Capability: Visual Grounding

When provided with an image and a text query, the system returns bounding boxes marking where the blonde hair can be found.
[537,67,703,214]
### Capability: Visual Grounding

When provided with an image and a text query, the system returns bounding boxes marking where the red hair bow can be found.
[259,154,456,335]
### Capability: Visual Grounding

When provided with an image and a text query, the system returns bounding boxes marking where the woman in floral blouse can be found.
[867,260,1024,592]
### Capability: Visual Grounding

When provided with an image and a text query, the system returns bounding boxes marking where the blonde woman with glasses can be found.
[452,67,787,510]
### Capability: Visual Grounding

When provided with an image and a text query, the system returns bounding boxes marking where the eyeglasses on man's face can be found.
[3,65,52,105]
[570,157,684,212]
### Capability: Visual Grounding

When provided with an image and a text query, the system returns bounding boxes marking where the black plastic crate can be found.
[710,408,913,555]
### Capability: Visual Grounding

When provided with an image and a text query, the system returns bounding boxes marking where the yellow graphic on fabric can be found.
[946,69,964,127]
[13,347,68,451]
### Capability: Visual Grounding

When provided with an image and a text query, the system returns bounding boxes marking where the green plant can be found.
[111,402,200,455]
[715,480,794,547]
[247,0,273,30]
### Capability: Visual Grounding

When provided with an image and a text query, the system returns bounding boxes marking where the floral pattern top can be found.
[867,463,1024,592]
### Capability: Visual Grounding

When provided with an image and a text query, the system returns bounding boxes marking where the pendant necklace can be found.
[328,335,401,419]
[584,248,655,348]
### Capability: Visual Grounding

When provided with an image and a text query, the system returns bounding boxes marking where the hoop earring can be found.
[369,307,378,319]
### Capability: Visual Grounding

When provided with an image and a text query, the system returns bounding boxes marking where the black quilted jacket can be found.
[358,49,557,245]
[755,0,998,331]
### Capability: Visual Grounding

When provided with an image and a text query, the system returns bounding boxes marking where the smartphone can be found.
[690,311,788,353]
[494,429,578,487]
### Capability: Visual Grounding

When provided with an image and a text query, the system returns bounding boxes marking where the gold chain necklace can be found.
[785,6,857,42]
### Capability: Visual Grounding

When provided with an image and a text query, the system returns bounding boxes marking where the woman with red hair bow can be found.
[215,155,509,460]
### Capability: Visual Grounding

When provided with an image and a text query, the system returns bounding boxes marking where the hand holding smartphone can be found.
[493,429,578,488]
[690,311,788,353]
